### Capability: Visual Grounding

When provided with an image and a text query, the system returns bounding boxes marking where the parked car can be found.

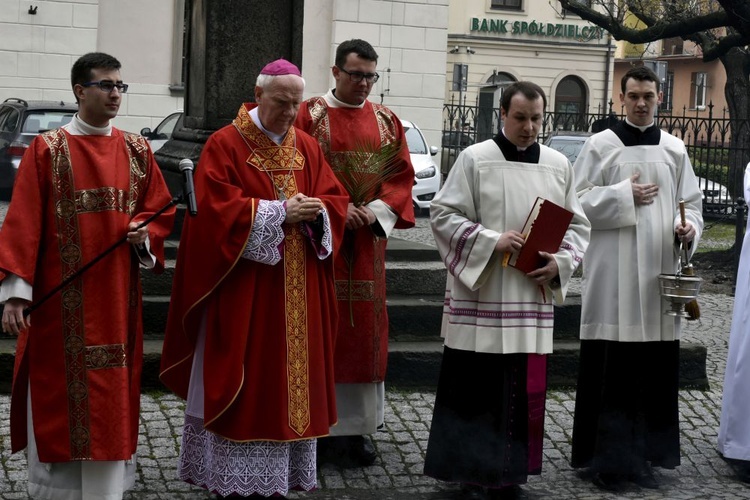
[402,119,440,214]
[0,98,78,198]
[543,131,593,164]
[697,176,734,214]
[442,130,474,150]
[440,130,474,176]
[141,110,183,152]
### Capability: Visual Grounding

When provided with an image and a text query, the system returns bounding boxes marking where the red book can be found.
[503,197,574,273]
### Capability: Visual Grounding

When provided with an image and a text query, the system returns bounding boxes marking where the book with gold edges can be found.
[502,197,574,273]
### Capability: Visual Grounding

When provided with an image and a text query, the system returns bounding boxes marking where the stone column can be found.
[155,0,304,195]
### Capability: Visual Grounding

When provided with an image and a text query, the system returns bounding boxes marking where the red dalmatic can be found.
[296,98,415,383]
[0,129,174,462]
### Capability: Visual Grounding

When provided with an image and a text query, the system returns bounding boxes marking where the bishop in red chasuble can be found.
[160,71,348,496]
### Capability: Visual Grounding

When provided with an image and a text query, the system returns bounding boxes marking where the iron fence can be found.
[443,101,750,215]
[442,100,750,261]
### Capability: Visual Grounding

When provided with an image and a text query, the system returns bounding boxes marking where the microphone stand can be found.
[22,195,182,318]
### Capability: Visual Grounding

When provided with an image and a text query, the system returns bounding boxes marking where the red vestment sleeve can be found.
[130,147,177,274]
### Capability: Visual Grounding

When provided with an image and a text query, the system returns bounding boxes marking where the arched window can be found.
[477,72,516,141]
[554,76,587,130]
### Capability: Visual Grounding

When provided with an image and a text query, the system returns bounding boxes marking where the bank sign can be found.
[470,17,605,40]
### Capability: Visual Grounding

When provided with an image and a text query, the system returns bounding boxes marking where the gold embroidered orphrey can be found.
[232,107,303,201]
[231,106,312,435]
[42,129,148,459]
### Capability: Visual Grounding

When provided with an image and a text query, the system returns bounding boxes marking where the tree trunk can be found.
[719,47,750,270]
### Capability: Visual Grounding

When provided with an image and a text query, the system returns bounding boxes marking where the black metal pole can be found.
[23,196,181,317]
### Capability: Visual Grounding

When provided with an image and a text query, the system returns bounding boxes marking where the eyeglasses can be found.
[337,67,379,84]
[81,80,129,93]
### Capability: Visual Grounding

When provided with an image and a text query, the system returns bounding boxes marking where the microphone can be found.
[178,158,198,216]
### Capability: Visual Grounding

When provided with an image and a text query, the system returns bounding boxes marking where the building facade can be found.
[302,0,449,148]
[444,0,615,140]
[613,37,728,119]
[0,0,448,147]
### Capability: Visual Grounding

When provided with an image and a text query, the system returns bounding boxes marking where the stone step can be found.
[384,238,441,262]
[140,258,449,297]
[139,293,583,341]
[0,337,708,393]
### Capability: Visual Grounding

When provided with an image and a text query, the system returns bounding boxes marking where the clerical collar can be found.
[324,89,366,109]
[611,119,660,146]
[63,113,112,136]
[624,117,654,132]
[493,131,540,163]
[249,107,286,145]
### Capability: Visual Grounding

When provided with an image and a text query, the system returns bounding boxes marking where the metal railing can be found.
[442,99,750,261]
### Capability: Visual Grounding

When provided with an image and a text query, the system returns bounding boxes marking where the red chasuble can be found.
[296,98,415,383]
[160,104,348,441]
[0,129,175,462]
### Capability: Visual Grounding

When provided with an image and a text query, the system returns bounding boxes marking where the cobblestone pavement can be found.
[2,213,750,498]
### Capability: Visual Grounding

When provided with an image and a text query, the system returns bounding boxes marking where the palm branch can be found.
[335,139,405,326]
[335,139,404,207]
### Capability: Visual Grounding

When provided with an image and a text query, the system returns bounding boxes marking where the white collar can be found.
[323,89,366,109]
[501,128,528,151]
[625,117,654,132]
[62,113,112,136]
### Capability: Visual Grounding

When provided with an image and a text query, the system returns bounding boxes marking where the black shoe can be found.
[591,472,626,491]
[487,484,525,500]
[345,435,378,466]
[459,483,487,500]
[630,462,658,489]
[728,459,750,483]
[316,435,348,465]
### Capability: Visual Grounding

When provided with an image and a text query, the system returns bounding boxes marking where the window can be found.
[554,76,587,130]
[660,71,674,111]
[491,0,522,10]
[170,0,188,90]
[478,72,516,141]
[662,37,683,55]
[404,126,428,155]
[691,72,708,109]
[0,108,13,133]
[0,109,19,133]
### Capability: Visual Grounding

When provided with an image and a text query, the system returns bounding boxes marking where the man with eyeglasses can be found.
[296,38,415,467]
[0,52,175,499]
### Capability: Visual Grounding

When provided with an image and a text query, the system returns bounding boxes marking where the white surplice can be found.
[718,164,750,461]
[574,129,703,343]
[430,139,590,354]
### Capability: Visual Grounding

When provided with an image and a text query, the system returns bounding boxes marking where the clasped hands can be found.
[496,230,559,285]
[346,203,376,230]
[286,193,323,224]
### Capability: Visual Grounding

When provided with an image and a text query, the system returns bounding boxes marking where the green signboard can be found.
[470,17,604,40]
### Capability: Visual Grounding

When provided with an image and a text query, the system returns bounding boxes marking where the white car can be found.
[696,176,733,213]
[401,119,440,214]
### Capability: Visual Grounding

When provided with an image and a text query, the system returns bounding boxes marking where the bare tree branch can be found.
[558,0,739,59]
